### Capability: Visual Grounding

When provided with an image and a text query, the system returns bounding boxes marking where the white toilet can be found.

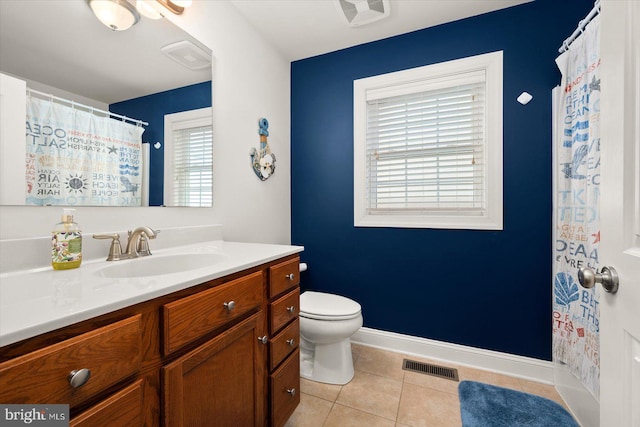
[299,291,363,385]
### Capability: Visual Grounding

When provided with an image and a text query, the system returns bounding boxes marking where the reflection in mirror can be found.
[0,0,213,207]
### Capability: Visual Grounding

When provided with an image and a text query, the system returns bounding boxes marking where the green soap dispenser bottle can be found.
[51,208,82,270]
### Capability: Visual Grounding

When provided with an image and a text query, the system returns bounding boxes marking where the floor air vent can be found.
[402,359,459,381]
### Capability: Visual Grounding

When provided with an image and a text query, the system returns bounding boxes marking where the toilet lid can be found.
[299,291,361,320]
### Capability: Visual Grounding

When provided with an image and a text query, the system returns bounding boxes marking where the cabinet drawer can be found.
[269,288,300,335]
[70,379,144,427]
[270,349,300,427]
[269,319,299,371]
[0,315,142,407]
[163,271,263,355]
[268,258,299,298]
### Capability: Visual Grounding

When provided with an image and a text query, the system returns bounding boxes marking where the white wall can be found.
[0,1,291,245]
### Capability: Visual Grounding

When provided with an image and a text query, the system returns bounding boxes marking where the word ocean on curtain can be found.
[25,96,144,206]
[552,15,601,399]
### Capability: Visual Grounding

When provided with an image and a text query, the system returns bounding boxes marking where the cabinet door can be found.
[163,312,266,427]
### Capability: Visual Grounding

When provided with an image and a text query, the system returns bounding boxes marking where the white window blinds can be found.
[170,124,212,207]
[365,76,486,216]
[353,51,503,230]
[164,107,213,207]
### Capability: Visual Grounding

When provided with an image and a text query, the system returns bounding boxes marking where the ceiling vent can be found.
[334,0,390,27]
[161,40,212,70]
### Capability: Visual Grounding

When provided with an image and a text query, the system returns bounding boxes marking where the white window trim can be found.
[353,51,503,230]
[164,107,213,207]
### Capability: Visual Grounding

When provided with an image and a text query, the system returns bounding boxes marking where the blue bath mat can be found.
[458,381,579,427]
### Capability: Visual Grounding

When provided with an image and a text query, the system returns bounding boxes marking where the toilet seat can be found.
[299,291,362,321]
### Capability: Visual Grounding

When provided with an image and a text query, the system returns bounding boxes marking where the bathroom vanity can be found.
[0,238,303,426]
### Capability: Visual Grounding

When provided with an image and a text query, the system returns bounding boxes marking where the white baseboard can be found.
[351,327,554,384]
[554,363,598,427]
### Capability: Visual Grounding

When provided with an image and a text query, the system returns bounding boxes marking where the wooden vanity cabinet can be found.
[267,258,301,427]
[0,254,301,427]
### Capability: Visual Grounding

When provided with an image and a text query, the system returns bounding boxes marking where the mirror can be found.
[0,0,213,207]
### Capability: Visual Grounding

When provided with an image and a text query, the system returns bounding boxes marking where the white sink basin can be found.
[94,253,226,278]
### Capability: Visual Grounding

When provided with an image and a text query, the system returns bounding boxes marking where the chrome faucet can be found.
[125,226,158,258]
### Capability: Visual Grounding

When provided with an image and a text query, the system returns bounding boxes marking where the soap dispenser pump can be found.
[52,208,82,270]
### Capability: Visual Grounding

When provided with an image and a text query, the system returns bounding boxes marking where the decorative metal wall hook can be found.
[250,117,276,180]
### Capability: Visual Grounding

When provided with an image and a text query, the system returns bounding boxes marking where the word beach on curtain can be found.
[552,15,601,399]
[25,96,144,206]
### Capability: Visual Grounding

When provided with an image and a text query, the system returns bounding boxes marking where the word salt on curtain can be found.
[553,15,601,399]
[25,96,144,206]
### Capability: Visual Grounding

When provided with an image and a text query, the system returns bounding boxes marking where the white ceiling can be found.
[229,0,531,61]
[0,0,211,105]
[0,0,530,105]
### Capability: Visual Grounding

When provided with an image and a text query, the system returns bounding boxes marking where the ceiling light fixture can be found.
[136,0,163,20]
[170,0,192,7]
[87,0,190,31]
[155,0,187,15]
[87,0,140,31]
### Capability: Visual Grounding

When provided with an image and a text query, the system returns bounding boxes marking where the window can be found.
[164,107,213,207]
[353,51,503,230]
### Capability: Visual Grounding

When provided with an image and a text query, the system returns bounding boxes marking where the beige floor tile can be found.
[336,370,403,420]
[284,393,333,427]
[354,345,406,381]
[300,377,342,402]
[352,343,363,363]
[401,356,461,395]
[457,366,523,390]
[324,404,396,427]
[397,382,462,427]
[403,370,461,395]
[292,344,577,427]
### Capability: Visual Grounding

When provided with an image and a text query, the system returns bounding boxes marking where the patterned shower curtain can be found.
[25,96,144,206]
[552,15,601,399]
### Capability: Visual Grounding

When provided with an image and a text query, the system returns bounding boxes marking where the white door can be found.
[0,73,26,205]
[599,1,640,426]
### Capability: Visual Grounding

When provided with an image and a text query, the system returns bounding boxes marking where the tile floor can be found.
[285,344,571,427]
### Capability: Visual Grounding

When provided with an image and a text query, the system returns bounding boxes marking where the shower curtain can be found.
[25,96,144,206]
[552,15,601,399]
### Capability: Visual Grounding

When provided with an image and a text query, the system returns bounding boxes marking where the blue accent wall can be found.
[110,81,212,206]
[291,0,592,360]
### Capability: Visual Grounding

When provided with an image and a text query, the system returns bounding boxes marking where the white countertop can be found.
[0,240,303,347]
